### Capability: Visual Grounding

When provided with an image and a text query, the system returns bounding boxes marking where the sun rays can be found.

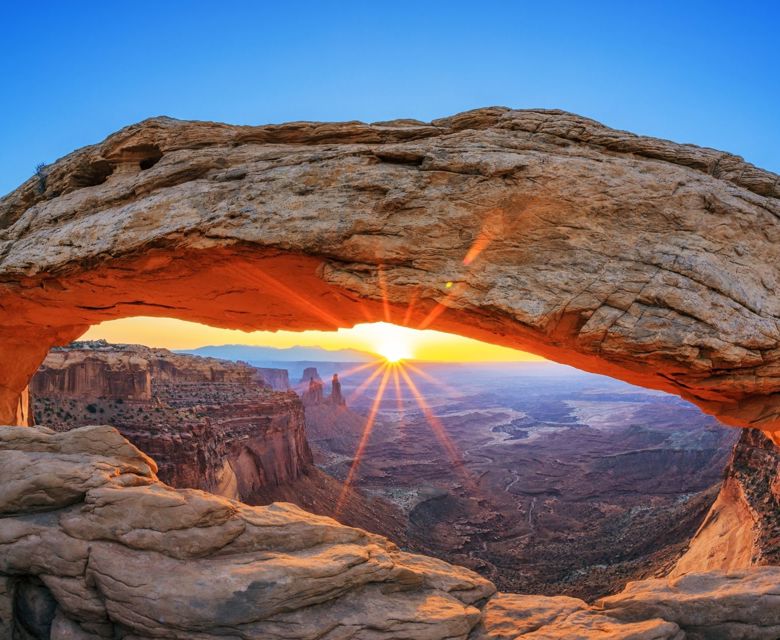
[335,357,479,517]
[310,218,506,517]
[85,214,512,521]
[336,364,392,514]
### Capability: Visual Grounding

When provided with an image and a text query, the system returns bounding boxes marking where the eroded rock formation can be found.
[2,107,780,636]
[255,367,290,390]
[0,109,778,436]
[31,341,312,498]
[672,427,780,575]
[300,368,347,408]
[30,342,410,544]
[2,424,779,639]
[301,377,325,405]
[331,373,346,406]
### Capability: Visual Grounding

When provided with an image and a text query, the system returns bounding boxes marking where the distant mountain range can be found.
[177,344,377,363]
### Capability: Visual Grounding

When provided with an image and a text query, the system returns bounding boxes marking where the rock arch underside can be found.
[1,108,779,639]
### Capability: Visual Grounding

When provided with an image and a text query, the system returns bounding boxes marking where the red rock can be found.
[31,341,311,498]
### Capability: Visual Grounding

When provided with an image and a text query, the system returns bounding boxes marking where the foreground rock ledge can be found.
[2,425,779,639]
[0,108,779,435]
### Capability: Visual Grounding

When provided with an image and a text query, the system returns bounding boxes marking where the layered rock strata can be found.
[31,342,312,499]
[672,427,780,575]
[2,424,779,640]
[0,109,778,435]
[254,367,290,390]
[31,342,409,544]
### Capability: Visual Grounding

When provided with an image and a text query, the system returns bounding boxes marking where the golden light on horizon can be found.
[80,318,546,363]
[372,323,414,362]
[79,217,546,364]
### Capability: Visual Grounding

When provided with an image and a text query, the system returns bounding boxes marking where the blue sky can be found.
[1,1,777,196]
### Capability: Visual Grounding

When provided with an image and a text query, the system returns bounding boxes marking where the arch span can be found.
[1,108,778,436]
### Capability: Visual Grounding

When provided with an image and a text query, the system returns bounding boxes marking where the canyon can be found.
[303,361,776,600]
[30,341,408,544]
[31,340,311,496]
[0,107,779,638]
[29,342,780,604]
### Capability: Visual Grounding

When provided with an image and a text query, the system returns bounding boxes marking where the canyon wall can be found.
[254,367,290,390]
[31,341,312,501]
[31,343,410,543]
[673,427,780,575]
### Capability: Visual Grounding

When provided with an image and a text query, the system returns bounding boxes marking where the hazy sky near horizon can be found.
[81,318,547,362]
[5,1,779,360]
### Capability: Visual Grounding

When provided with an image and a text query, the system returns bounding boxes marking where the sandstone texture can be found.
[472,593,684,639]
[0,108,778,436]
[31,341,312,496]
[2,424,778,639]
[598,568,780,640]
[31,342,410,544]
[0,425,493,639]
[672,427,780,575]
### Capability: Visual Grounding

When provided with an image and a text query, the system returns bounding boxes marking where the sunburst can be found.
[300,226,499,518]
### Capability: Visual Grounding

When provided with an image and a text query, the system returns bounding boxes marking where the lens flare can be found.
[336,365,392,515]
[370,323,415,362]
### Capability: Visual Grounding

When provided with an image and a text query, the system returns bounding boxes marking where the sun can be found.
[371,324,415,363]
[377,343,411,363]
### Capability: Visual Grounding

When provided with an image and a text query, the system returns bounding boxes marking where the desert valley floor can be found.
[300,360,737,599]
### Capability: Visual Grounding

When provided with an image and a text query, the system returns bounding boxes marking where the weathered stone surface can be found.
[470,593,587,638]
[0,425,156,514]
[0,108,778,435]
[470,593,683,639]
[1,423,778,639]
[598,567,780,639]
[0,425,494,639]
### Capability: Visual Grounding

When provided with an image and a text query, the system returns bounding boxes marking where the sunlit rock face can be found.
[1,424,779,640]
[31,339,269,401]
[1,106,779,636]
[672,427,780,575]
[0,108,778,436]
[30,342,411,545]
[30,341,313,499]
[0,425,493,639]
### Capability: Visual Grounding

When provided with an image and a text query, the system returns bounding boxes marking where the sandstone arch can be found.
[1,108,779,437]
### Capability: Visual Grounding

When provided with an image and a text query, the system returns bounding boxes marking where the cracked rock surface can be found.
[1,424,779,639]
[0,108,778,437]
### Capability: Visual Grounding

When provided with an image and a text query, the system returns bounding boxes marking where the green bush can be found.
[35,163,48,194]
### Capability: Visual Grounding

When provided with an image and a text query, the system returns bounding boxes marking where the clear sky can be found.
[5,1,779,360]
